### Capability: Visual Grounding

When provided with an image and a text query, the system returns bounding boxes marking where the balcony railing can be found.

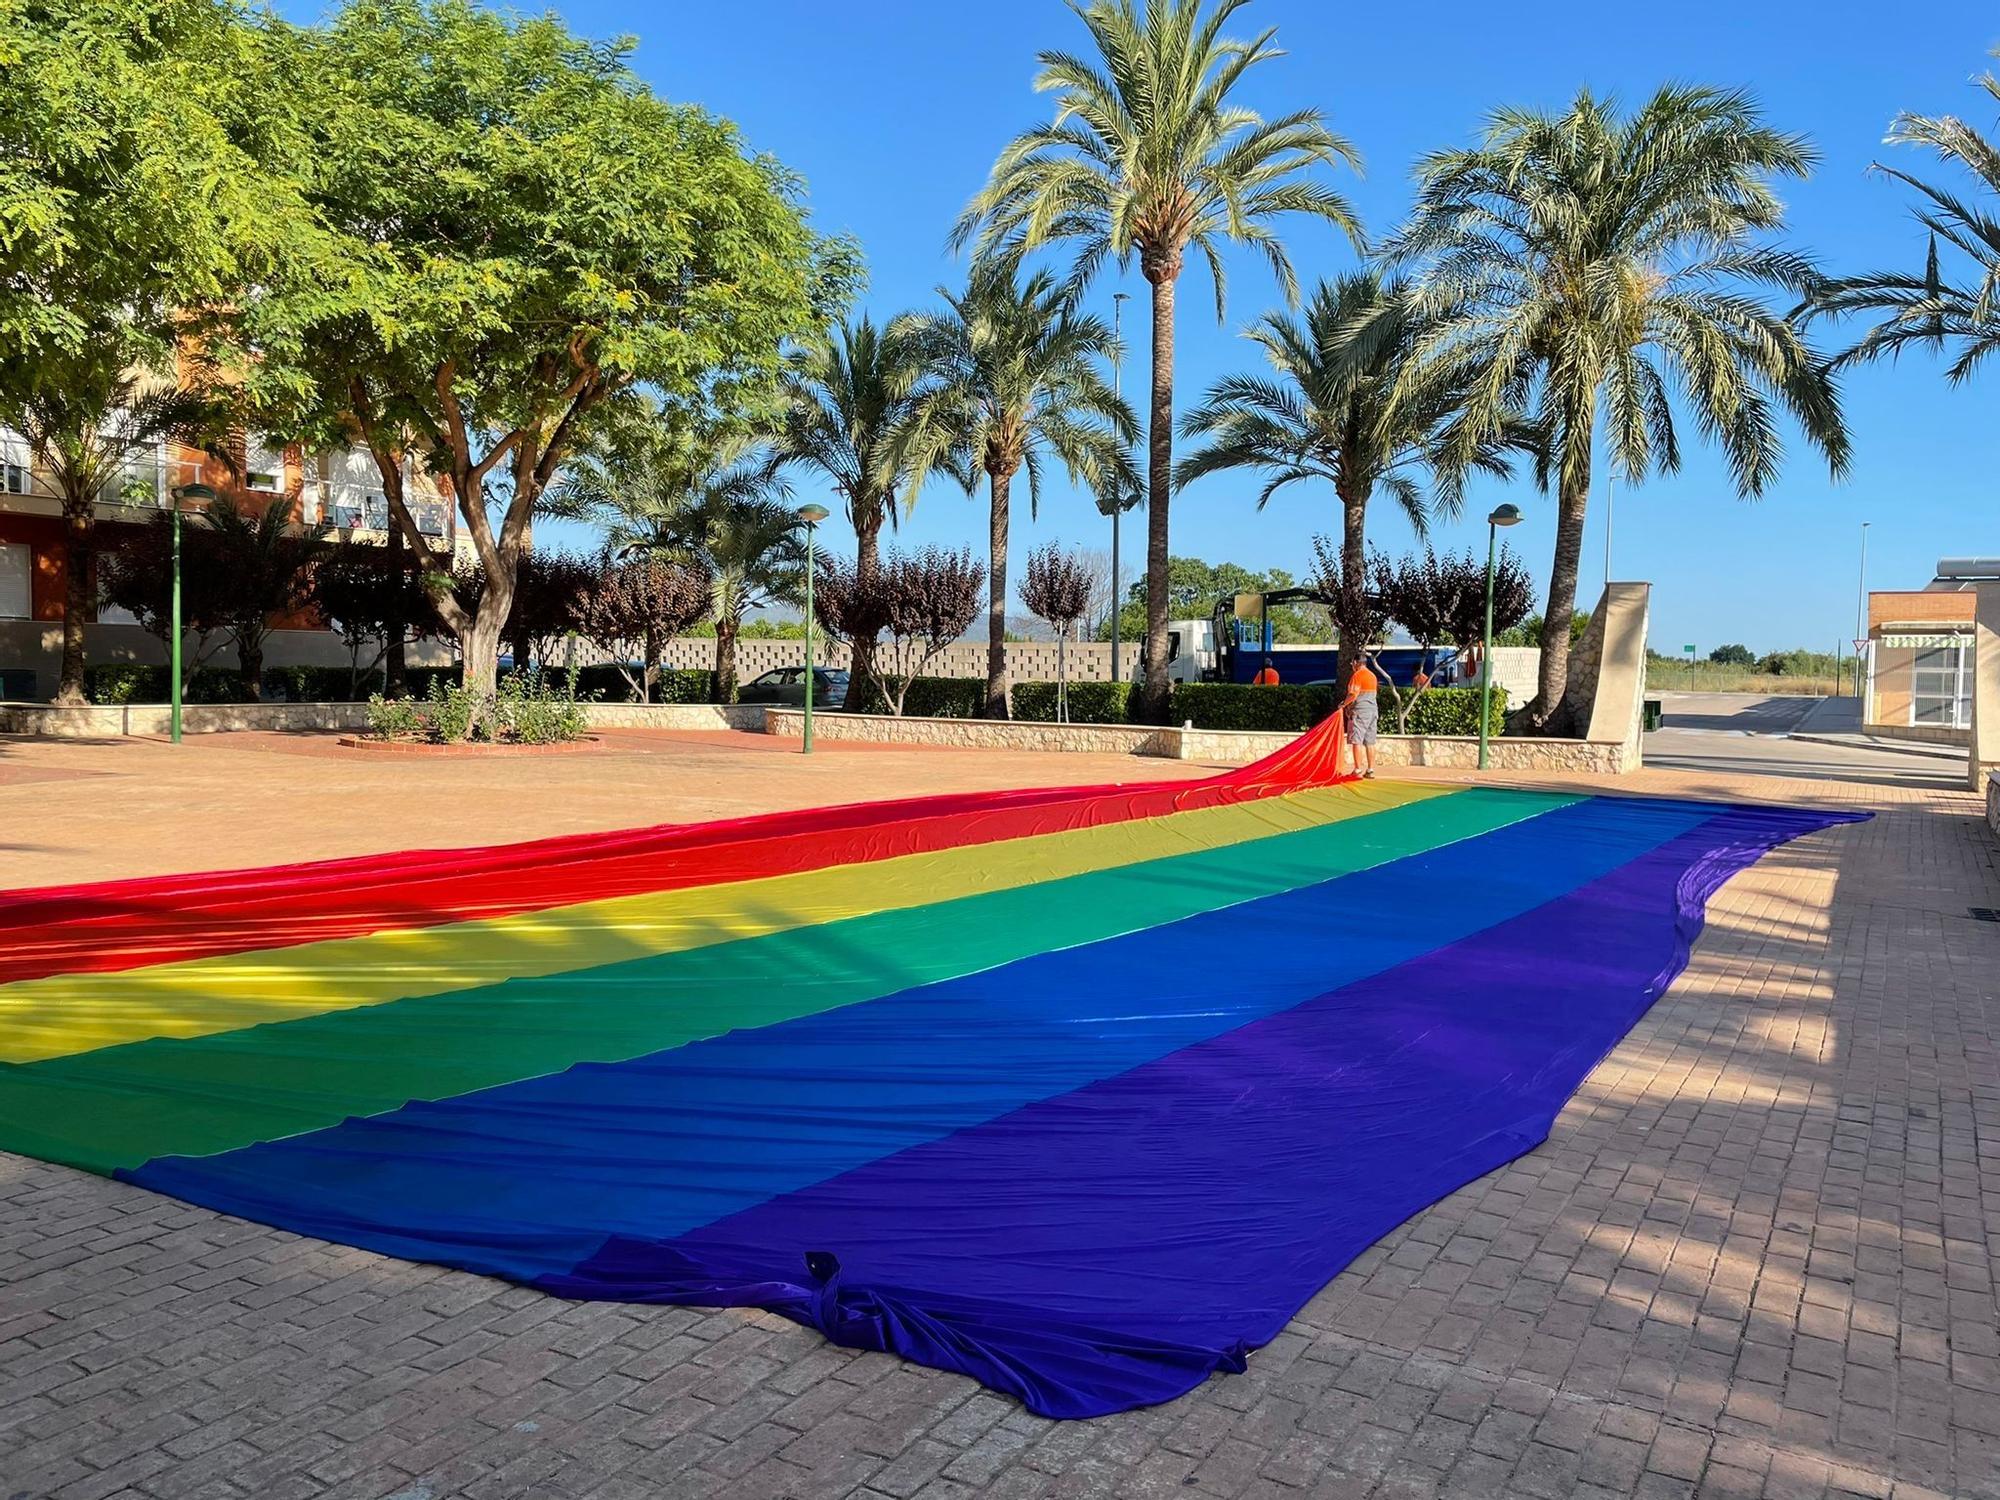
[302,479,451,537]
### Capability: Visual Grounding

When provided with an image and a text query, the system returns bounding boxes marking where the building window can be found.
[246,434,285,493]
[0,543,30,619]
[1911,642,1971,728]
[0,430,29,496]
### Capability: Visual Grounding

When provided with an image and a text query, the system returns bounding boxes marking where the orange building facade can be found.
[0,430,459,699]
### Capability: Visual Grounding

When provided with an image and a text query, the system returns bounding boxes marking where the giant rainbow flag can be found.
[0,717,1858,1417]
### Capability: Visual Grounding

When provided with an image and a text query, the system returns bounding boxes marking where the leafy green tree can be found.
[895,265,1135,716]
[551,412,803,702]
[1178,271,1520,683]
[957,0,1363,720]
[245,0,832,721]
[200,496,331,697]
[1095,556,1327,644]
[311,537,442,696]
[1495,610,1590,649]
[776,317,924,705]
[0,0,305,701]
[1709,643,1755,667]
[1812,57,2000,384]
[1389,86,1849,731]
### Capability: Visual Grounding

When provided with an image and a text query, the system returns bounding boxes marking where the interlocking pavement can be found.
[2,754,1996,1500]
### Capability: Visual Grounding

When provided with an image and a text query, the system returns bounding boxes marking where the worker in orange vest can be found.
[1251,656,1281,686]
[1339,662,1379,778]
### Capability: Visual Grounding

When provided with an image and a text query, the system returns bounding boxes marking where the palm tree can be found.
[1811,63,2000,382]
[956,0,1363,721]
[776,317,923,704]
[0,369,224,702]
[548,418,800,703]
[895,266,1135,717]
[1177,271,1519,684]
[1387,86,1850,732]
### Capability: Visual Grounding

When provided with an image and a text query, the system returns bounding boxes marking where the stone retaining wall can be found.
[763,710,1633,773]
[0,699,765,738]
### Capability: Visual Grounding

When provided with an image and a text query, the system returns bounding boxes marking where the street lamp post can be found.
[796,503,829,754]
[167,483,216,745]
[1854,521,1870,701]
[1478,503,1523,772]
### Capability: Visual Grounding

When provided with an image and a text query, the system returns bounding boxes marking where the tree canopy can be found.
[243,0,849,703]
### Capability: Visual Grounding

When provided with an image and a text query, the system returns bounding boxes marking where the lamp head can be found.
[173,482,218,506]
[1487,503,1523,528]
[795,503,830,526]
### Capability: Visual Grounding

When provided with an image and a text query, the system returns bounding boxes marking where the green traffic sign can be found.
[1683,644,1695,654]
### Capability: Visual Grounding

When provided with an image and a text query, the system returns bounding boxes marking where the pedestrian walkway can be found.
[1,756,1996,1500]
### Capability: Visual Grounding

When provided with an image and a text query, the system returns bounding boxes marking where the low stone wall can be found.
[583,703,764,732]
[0,700,373,737]
[762,709,1179,757]
[1867,721,1971,747]
[1989,773,2000,839]
[0,699,763,738]
[763,710,1634,773]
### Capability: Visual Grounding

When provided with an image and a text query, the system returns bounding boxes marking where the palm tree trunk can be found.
[984,467,1010,718]
[1140,269,1177,723]
[55,498,93,705]
[716,608,741,704]
[852,497,884,709]
[1530,460,1592,734]
[1335,478,1367,687]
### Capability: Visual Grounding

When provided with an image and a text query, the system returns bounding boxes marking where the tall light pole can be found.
[796,503,829,753]
[1109,290,1129,683]
[1854,520,1870,700]
[167,482,216,745]
[1478,503,1523,772]
[1602,472,1615,593]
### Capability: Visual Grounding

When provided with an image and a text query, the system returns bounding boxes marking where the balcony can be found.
[303,479,451,537]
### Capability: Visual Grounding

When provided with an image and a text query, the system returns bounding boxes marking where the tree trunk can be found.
[1139,269,1177,723]
[1526,459,1592,735]
[239,633,265,701]
[716,611,741,704]
[1335,477,1368,687]
[384,521,407,697]
[983,467,1011,718]
[55,499,93,704]
[459,606,505,737]
[642,623,660,705]
[851,498,885,709]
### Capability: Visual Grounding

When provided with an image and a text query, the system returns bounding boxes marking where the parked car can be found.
[736,666,849,708]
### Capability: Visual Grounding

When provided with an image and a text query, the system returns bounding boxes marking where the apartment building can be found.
[0,430,460,699]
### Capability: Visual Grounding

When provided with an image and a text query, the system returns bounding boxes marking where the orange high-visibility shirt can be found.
[1252,666,1281,686]
[1348,665,1378,695]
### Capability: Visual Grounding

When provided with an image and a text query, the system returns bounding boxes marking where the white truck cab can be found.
[1163,618,1217,682]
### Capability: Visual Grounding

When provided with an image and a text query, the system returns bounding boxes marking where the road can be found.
[1644,690,1966,790]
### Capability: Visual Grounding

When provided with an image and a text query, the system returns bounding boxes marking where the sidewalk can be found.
[1786,695,1967,761]
[2,751,1997,1499]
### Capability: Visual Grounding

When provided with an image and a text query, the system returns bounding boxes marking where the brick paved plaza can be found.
[1,726,1995,1500]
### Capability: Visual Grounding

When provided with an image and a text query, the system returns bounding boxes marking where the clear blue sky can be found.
[567,0,1996,652]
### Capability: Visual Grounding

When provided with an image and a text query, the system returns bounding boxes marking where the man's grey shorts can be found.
[1346,696,1379,746]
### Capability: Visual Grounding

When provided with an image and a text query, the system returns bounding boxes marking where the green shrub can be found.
[551,664,709,704]
[366,693,424,739]
[495,669,589,744]
[268,665,384,702]
[404,665,463,699]
[83,664,253,704]
[423,677,480,742]
[843,675,985,717]
[1379,684,1508,737]
[1168,682,1336,732]
[1011,680,1135,723]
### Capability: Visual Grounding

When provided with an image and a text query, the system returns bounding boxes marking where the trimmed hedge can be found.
[1010,680,1136,724]
[1168,682,1337,732]
[1379,684,1508,737]
[551,664,710,704]
[84,665,254,705]
[842,675,986,718]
